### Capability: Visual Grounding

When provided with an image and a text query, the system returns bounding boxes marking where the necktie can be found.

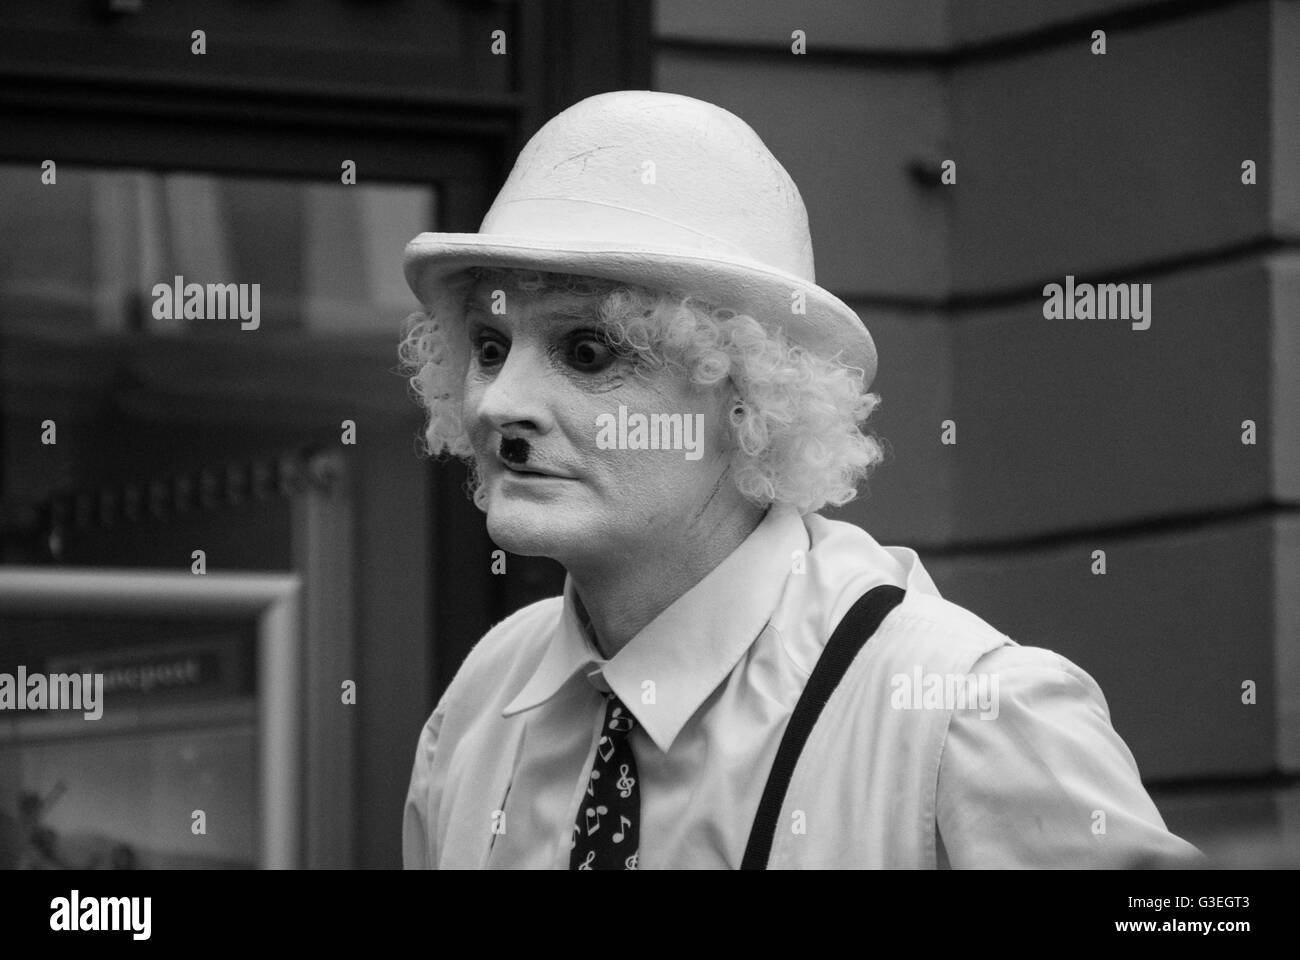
[570,693,640,870]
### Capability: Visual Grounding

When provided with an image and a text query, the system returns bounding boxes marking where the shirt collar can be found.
[891,544,942,596]
[501,504,809,753]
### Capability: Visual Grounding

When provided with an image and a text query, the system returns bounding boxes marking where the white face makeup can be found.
[462,281,737,573]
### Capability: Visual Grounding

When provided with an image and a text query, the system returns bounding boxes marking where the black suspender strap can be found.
[740,583,906,870]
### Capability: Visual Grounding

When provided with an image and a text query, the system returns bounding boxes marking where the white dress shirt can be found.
[403,504,1201,868]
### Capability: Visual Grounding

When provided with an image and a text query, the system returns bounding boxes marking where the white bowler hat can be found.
[403,89,877,386]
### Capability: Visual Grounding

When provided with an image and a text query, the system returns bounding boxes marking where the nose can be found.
[472,339,555,439]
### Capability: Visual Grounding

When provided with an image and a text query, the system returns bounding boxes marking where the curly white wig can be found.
[398,267,887,515]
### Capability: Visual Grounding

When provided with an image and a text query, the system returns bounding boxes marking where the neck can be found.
[568,497,767,659]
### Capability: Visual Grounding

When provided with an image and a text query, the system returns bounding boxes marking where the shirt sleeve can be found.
[401,692,452,870]
[935,643,1205,868]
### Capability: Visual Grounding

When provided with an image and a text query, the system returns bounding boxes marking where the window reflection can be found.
[0,165,434,336]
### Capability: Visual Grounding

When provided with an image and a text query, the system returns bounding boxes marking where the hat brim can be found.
[403,233,877,387]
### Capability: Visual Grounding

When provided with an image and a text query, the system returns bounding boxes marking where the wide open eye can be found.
[473,332,507,367]
[565,332,615,372]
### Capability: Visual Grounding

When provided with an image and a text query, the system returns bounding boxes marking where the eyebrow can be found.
[465,297,602,325]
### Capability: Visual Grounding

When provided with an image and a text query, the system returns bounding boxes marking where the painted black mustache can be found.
[500,437,531,465]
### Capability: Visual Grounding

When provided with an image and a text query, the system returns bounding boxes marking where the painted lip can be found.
[498,459,574,479]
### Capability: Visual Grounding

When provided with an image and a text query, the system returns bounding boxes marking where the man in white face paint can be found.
[397,90,1201,869]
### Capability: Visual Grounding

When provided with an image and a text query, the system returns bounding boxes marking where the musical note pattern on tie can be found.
[570,693,640,870]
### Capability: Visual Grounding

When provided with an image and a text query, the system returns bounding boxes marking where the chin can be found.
[483,494,584,560]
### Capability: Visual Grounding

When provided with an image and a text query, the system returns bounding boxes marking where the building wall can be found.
[654,0,1300,858]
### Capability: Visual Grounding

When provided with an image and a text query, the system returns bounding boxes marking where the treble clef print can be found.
[616,763,635,798]
[578,850,596,870]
